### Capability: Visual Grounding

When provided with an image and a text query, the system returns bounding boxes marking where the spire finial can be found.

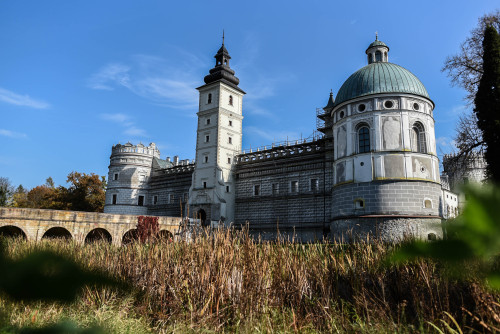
[330,88,333,95]
[222,29,225,46]
[375,31,378,40]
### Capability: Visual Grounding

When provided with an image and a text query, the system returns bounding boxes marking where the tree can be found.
[443,11,500,104]
[63,172,106,212]
[474,25,500,183]
[26,185,61,209]
[45,176,55,188]
[0,177,13,207]
[442,12,500,178]
[11,185,28,208]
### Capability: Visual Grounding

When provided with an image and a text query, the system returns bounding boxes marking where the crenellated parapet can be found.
[111,142,160,158]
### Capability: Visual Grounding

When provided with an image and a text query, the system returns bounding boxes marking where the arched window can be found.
[229,95,233,105]
[358,125,370,153]
[375,51,382,62]
[208,93,212,104]
[411,122,427,153]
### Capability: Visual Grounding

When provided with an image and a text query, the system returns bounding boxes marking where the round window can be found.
[413,103,420,110]
[384,100,394,109]
[358,104,366,112]
[339,110,345,119]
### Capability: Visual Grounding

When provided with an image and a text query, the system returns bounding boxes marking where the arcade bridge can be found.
[0,207,182,245]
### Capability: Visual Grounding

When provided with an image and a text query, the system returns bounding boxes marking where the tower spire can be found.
[222,29,225,46]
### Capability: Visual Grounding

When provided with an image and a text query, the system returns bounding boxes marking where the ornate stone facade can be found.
[103,37,457,241]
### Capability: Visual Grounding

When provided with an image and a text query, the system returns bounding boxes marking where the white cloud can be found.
[124,126,147,137]
[100,113,131,123]
[88,50,204,110]
[0,129,27,139]
[87,64,131,91]
[99,113,147,137]
[244,126,301,144]
[0,87,50,109]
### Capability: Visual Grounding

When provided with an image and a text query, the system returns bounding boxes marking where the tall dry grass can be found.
[3,229,500,333]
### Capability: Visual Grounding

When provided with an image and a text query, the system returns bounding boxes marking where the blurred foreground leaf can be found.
[389,184,500,288]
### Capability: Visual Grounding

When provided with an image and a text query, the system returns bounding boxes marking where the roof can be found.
[334,62,429,106]
[366,39,388,50]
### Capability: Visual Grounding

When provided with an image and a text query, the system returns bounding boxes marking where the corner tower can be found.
[330,37,443,240]
[188,37,245,225]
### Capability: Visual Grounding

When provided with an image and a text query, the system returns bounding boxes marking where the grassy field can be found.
[1,230,499,333]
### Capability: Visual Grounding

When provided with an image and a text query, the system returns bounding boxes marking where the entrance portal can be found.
[197,209,208,227]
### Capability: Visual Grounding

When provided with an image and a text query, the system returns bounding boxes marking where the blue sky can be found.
[0,1,498,189]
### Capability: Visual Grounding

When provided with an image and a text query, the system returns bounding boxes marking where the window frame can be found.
[357,125,371,153]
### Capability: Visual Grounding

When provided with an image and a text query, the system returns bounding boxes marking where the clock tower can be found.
[188,37,245,225]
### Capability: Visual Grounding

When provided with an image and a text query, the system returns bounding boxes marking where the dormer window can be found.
[229,95,233,106]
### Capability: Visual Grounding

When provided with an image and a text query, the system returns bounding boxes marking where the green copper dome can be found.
[367,39,388,49]
[334,62,429,106]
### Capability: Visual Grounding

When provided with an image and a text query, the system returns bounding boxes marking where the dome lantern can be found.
[365,33,389,64]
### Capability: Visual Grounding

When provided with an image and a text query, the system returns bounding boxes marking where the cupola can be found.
[203,32,241,87]
[365,34,389,64]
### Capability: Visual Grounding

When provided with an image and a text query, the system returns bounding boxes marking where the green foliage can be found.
[474,25,500,182]
[10,172,106,213]
[0,240,126,333]
[390,184,500,288]
[0,177,14,207]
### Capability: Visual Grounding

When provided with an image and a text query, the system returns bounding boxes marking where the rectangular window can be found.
[253,184,260,196]
[138,195,144,206]
[206,118,211,125]
[203,182,207,189]
[168,194,173,204]
[112,194,117,205]
[291,181,299,193]
[310,178,319,192]
[229,120,233,126]
[228,137,232,144]
[113,173,118,181]
[205,135,210,142]
[226,185,230,193]
[204,156,209,163]
[272,183,279,195]
[228,157,231,164]
[153,195,158,205]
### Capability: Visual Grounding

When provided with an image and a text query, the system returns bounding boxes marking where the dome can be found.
[334,62,429,106]
[366,39,388,50]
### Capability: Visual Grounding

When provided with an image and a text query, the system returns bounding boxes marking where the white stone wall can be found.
[189,82,244,223]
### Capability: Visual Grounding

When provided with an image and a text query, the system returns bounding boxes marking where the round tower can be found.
[104,142,160,215]
[330,37,443,241]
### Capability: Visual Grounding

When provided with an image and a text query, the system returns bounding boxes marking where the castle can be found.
[103,37,459,241]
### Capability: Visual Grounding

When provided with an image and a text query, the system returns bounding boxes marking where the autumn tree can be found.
[474,25,500,182]
[63,172,106,212]
[11,185,28,208]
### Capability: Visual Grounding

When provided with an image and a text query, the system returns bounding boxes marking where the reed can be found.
[1,230,499,333]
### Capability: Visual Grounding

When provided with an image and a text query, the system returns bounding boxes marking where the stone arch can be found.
[157,230,174,242]
[85,228,112,244]
[0,225,27,240]
[42,226,72,240]
[122,229,138,245]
